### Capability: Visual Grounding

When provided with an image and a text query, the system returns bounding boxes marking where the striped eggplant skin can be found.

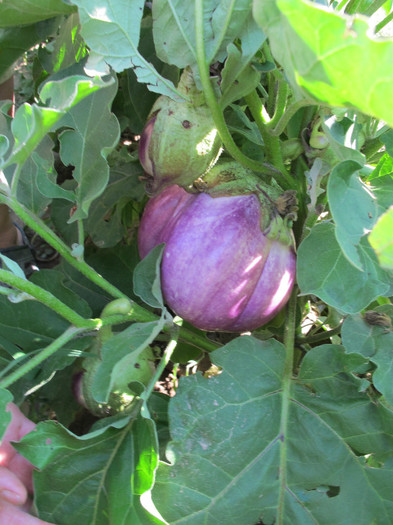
[138,185,296,332]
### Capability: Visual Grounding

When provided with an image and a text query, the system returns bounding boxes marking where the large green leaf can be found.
[0,0,75,27]
[1,74,115,170]
[153,0,260,72]
[253,0,393,127]
[369,206,393,271]
[0,19,59,81]
[342,306,393,407]
[152,337,393,524]
[297,222,391,313]
[327,160,377,270]
[58,74,120,222]
[16,416,165,525]
[69,0,181,99]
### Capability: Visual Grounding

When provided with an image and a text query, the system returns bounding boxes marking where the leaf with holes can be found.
[152,336,393,524]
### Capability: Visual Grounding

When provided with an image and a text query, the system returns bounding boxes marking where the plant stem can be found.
[375,11,393,33]
[0,192,127,300]
[296,324,342,345]
[277,288,297,525]
[0,269,98,328]
[142,329,179,402]
[244,91,292,188]
[269,99,312,137]
[267,80,289,131]
[364,0,388,16]
[194,0,277,177]
[0,326,85,389]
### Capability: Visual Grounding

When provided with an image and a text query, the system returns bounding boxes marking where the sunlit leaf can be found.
[368,206,393,271]
[253,0,393,127]
[69,0,180,99]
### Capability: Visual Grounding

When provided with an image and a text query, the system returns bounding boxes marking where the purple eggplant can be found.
[138,184,296,332]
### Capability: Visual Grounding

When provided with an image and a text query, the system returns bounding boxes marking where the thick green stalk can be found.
[244,91,292,188]
[0,269,98,328]
[194,0,276,177]
[266,80,289,131]
[269,99,312,137]
[375,11,393,33]
[0,326,85,389]
[0,192,127,300]
[277,288,297,524]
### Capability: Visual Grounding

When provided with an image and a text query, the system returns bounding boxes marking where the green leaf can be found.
[133,244,165,310]
[85,164,145,248]
[153,337,393,524]
[91,320,165,404]
[2,74,115,170]
[342,307,393,406]
[58,74,120,222]
[152,0,260,71]
[0,0,75,27]
[0,268,91,353]
[0,19,59,81]
[253,0,393,127]
[0,389,13,441]
[70,0,180,99]
[297,222,390,313]
[16,417,165,525]
[39,13,88,75]
[368,206,393,271]
[327,160,378,270]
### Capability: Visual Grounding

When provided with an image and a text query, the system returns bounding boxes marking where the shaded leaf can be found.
[16,416,164,525]
[85,164,145,248]
[91,320,165,404]
[58,74,120,221]
[152,0,259,73]
[0,0,75,27]
[133,244,165,310]
[342,306,393,406]
[327,160,377,270]
[153,337,393,524]
[297,222,391,313]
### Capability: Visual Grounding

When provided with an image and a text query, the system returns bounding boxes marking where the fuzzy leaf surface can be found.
[152,337,393,524]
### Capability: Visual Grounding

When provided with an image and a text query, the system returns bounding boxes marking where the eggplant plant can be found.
[0,1,392,524]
